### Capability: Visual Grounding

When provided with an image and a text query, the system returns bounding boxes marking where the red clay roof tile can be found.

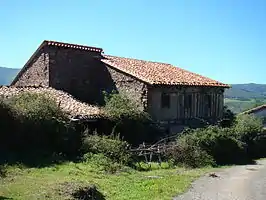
[0,86,102,119]
[102,55,229,87]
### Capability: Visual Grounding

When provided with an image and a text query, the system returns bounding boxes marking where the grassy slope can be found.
[0,162,211,200]
[224,98,266,113]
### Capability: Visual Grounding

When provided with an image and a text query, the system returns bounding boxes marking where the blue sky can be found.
[0,0,265,84]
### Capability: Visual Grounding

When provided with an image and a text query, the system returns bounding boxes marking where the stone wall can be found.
[48,46,148,108]
[147,86,225,122]
[13,47,49,87]
[48,47,116,105]
[106,66,148,110]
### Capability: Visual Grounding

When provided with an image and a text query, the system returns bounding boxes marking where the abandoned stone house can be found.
[10,40,229,132]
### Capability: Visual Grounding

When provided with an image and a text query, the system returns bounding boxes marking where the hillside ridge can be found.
[0,66,20,85]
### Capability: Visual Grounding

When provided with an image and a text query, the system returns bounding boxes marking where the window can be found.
[161,93,170,108]
[185,94,192,109]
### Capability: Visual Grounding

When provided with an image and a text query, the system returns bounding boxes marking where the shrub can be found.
[165,114,264,166]
[0,98,18,153]
[233,114,263,143]
[82,134,132,165]
[166,139,215,168]
[176,126,247,165]
[0,92,81,162]
[103,92,162,145]
[233,114,264,158]
[217,106,236,128]
[103,91,148,120]
[83,153,123,173]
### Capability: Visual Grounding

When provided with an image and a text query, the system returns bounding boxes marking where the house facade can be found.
[11,40,229,132]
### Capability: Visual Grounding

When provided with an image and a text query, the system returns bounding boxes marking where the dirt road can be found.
[174,160,266,200]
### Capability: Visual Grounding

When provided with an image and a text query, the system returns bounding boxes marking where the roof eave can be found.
[151,83,230,88]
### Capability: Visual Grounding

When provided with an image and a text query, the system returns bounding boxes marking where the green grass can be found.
[0,162,212,200]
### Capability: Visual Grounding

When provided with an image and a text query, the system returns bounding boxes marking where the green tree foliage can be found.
[103,91,149,121]
[165,114,265,167]
[234,114,263,143]
[103,92,162,145]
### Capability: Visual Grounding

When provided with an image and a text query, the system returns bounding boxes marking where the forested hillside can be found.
[0,67,19,85]
[225,83,266,113]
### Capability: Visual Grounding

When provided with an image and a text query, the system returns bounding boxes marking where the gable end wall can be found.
[106,66,148,110]
[47,47,148,108]
[13,47,49,87]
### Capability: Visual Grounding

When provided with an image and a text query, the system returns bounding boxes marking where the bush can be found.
[0,92,82,163]
[103,92,162,145]
[175,126,248,165]
[164,114,264,167]
[82,134,132,165]
[166,139,215,168]
[217,106,236,128]
[83,153,123,173]
[103,91,148,120]
[234,114,264,158]
[234,114,263,143]
[0,98,18,153]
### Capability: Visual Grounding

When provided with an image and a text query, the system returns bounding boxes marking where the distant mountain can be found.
[0,67,20,85]
[224,83,266,113]
[225,83,266,100]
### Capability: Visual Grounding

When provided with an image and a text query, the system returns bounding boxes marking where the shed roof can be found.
[242,104,266,115]
[0,86,102,119]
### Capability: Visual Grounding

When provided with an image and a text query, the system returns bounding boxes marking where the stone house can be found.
[11,40,229,132]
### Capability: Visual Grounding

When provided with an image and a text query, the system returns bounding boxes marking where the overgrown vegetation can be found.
[166,113,265,168]
[1,91,266,199]
[82,134,132,165]
[0,93,81,166]
[102,92,162,145]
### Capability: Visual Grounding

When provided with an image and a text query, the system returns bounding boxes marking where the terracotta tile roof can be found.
[0,86,102,119]
[45,40,103,53]
[102,55,229,87]
[242,104,266,114]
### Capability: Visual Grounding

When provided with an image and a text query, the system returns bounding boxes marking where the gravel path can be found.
[174,160,266,200]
